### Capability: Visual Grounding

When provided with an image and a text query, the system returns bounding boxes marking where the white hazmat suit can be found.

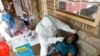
[36,15,76,56]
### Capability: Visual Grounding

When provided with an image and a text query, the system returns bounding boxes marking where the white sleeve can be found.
[48,37,64,44]
[38,31,64,45]
[55,19,76,33]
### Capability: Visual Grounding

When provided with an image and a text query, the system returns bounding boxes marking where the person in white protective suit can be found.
[36,15,76,56]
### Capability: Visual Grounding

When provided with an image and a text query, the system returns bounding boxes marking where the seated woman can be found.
[54,33,78,56]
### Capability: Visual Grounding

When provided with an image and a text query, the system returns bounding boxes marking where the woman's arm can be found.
[68,52,73,56]
[54,52,62,56]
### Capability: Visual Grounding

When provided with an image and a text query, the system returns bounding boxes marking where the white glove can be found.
[71,29,76,33]
[47,37,54,45]
[56,37,64,42]
[48,37,64,45]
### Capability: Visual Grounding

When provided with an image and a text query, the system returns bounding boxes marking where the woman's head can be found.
[64,33,78,44]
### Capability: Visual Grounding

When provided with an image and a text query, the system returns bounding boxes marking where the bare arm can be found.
[54,52,62,56]
[68,52,73,56]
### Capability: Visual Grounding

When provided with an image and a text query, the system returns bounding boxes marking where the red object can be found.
[0,42,10,56]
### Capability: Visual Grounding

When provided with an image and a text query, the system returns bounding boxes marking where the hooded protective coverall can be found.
[36,15,76,56]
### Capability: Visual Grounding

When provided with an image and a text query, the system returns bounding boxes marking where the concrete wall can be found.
[46,0,100,56]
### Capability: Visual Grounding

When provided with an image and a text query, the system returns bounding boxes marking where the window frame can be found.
[54,0,100,27]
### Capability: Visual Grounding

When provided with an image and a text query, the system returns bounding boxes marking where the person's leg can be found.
[40,44,48,56]
[36,27,49,56]
[38,35,49,56]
